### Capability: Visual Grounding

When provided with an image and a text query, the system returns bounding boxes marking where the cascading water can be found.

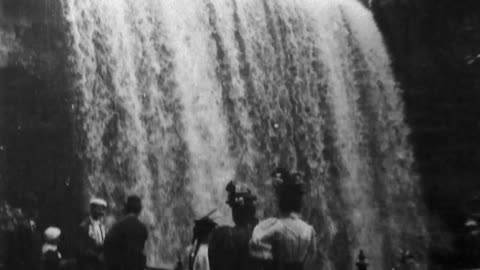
[59,0,427,268]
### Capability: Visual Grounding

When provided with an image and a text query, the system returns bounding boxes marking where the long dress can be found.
[189,242,210,270]
[208,225,254,270]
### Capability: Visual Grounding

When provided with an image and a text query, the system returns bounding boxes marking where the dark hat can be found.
[193,210,217,240]
[194,216,217,231]
[271,167,306,194]
[225,181,256,207]
[125,195,142,214]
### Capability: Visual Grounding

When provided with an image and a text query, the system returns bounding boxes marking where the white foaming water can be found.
[63,0,426,268]
[160,0,235,219]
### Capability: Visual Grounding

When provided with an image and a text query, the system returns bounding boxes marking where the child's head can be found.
[44,226,61,245]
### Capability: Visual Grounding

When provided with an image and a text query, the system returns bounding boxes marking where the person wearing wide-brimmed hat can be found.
[103,195,148,270]
[76,197,108,270]
[249,168,316,270]
[208,181,258,270]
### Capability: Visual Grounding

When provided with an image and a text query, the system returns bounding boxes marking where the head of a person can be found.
[193,216,217,243]
[124,195,142,216]
[89,198,107,220]
[44,226,61,245]
[271,168,306,214]
[226,181,257,226]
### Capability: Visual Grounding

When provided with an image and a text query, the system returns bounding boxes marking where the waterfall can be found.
[61,0,426,268]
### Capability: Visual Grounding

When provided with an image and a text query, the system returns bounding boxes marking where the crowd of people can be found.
[3,168,318,270]
[206,168,316,270]
[4,195,148,270]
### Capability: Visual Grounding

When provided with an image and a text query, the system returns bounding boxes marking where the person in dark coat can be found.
[103,195,148,270]
[208,181,258,270]
[76,198,107,270]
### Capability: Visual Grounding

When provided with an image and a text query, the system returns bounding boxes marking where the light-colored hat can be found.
[44,227,61,241]
[89,198,107,207]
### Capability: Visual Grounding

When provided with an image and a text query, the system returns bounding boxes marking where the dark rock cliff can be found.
[372,0,480,268]
[0,0,83,257]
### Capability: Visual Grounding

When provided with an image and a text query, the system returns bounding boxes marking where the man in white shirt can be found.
[77,198,107,270]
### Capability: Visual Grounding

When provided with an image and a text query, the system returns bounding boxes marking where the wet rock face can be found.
[372,0,480,266]
[0,0,66,73]
[0,0,82,257]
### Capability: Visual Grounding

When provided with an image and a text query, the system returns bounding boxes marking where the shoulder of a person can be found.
[250,218,282,241]
[111,218,133,233]
[114,215,134,227]
[294,218,315,234]
[128,218,148,234]
[211,225,233,234]
[105,220,122,236]
[128,215,146,227]
[294,217,314,227]
[255,217,280,230]
[210,225,233,240]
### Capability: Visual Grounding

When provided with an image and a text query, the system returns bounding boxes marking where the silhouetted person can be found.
[103,196,148,270]
[42,227,63,270]
[249,168,316,270]
[356,250,368,270]
[188,213,217,270]
[77,198,107,270]
[208,181,258,270]
[4,193,42,270]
